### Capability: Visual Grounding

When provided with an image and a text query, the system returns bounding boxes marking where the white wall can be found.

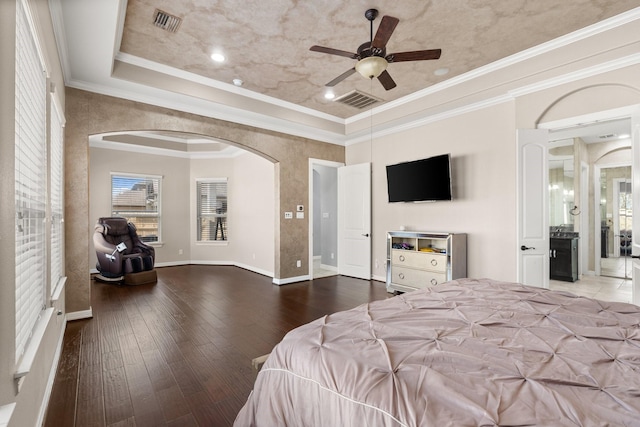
[348,61,640,284]
[90,147,275,276]
[348,102,518,282]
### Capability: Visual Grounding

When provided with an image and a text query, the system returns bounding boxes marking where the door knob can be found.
[520,245,535,251]
[632,255,640,259]
[362,233,370,237]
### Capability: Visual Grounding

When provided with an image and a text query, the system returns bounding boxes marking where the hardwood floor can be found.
[44,265,391,427]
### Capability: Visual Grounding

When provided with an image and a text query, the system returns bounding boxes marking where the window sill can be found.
[148,242,164,248]
[196,241,229,246]
[0,403,16,427]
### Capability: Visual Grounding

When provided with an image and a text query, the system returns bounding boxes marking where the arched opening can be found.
[88,130,276,277]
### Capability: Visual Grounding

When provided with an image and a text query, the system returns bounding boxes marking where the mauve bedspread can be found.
[234,278,640,426]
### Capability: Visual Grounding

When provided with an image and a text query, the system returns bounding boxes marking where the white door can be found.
[631,108,640,305]
[517,129,550,288]
[338,163,371,279]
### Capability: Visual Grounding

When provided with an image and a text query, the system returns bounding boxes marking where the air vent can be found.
[598,133,616,139]
[153,9,182,33]
[333,90,382,109]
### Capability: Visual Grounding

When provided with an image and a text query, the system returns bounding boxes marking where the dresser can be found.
[386,231,467,294]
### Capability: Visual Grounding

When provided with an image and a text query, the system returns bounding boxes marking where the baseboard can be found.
[273,275,310,285]
[66,308,93,321]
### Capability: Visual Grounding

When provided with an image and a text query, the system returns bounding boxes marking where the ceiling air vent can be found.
[153,9,182,33]
[333,90,383,109]
[598,133,616,139]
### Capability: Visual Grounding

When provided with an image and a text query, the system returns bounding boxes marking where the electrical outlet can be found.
[284,212,293,219]
[296,260,301,268]
[178,249,183,255]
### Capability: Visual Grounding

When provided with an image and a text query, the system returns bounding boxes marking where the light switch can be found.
[296,212,304,219]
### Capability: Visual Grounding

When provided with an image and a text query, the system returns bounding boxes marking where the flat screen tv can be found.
[386,154,452,202]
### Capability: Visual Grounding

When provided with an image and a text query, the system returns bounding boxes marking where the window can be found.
[197,179,228,241]
[50,96,65,296]
[15,0,47,360]
[111,174,162,242]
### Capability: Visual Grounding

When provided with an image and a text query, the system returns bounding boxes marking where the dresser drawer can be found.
[391,267,447,289]
[391,250,447,272]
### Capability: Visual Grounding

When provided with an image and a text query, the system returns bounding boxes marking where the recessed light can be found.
[434,67,449,76]
[619,133,630,139]
[233,78,243,87]
[210,53,225,63]
[324,91,335,100]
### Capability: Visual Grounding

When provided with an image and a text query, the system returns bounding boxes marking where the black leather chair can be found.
[93,217,157,285]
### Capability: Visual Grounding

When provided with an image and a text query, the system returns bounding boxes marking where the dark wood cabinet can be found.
[550,237,578,282]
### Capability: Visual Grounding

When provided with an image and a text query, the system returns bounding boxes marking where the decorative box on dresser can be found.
[386,231,467,294]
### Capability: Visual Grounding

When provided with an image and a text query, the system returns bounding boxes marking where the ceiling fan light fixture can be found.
[355,56,388,79]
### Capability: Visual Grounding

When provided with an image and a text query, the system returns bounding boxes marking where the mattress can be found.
[234,278,640,426]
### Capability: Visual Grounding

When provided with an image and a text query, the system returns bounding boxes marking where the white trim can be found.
[37,314,66,427]
[273,275,311,285]
[115,52,343,124]
[90,137,246,159]
[509,53,640,98]
[346,9,640,125]
[51,276,66,303]
[0,403,16,427]
[14,309,55,386]
[51,4,640,146]
[66,308,93,321]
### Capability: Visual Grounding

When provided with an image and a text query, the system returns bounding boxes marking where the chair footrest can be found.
[123,269,157,286]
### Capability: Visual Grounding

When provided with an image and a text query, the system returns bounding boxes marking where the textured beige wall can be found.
[65,88,343,312]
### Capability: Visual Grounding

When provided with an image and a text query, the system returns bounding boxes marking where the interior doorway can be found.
[308,159,342,279]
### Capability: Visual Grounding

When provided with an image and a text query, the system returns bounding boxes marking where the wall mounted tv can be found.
[386,153,453,203]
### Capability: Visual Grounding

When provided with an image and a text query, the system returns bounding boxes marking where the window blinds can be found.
[197,179,228,241]
[111,174,161,242]
[50,97,65,295]
[15,0,48,360]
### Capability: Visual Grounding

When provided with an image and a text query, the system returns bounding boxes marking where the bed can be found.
[234,278,640,426]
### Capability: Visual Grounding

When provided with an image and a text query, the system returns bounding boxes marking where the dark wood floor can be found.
[44,265,390,427]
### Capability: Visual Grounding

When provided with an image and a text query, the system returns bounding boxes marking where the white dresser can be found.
[386,231,467,294]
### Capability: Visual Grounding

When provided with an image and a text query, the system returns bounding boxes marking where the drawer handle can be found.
[399,255,405,262]
[430,278,437,285]
[430,259,437,266]
[398,273,405,280]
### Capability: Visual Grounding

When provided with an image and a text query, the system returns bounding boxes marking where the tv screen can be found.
[386,154,452,202]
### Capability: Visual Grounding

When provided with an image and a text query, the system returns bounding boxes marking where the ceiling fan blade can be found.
[326,68,357,87]
[372,15,399,49]
[310,45,358,59]
[386,49,442,63]
[377,70,397,90]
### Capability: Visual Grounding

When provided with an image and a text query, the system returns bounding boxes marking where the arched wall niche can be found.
[66,88,344,313]
[535,84,640,126]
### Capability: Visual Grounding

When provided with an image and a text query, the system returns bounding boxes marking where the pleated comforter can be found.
[235,278,640,426]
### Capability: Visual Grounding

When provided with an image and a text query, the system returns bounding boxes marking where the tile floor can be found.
[314,256,634,304]
[549,275,632,304]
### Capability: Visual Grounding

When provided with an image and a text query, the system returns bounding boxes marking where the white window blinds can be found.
[111,174,162,242]
[15,0,48,360]
[197,179,228,241]
[50,96,65,295]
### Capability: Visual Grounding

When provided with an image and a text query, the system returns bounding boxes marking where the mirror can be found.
[548,145,575,228]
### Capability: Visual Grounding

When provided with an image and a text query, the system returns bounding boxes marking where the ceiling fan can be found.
[310,9,442,91]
